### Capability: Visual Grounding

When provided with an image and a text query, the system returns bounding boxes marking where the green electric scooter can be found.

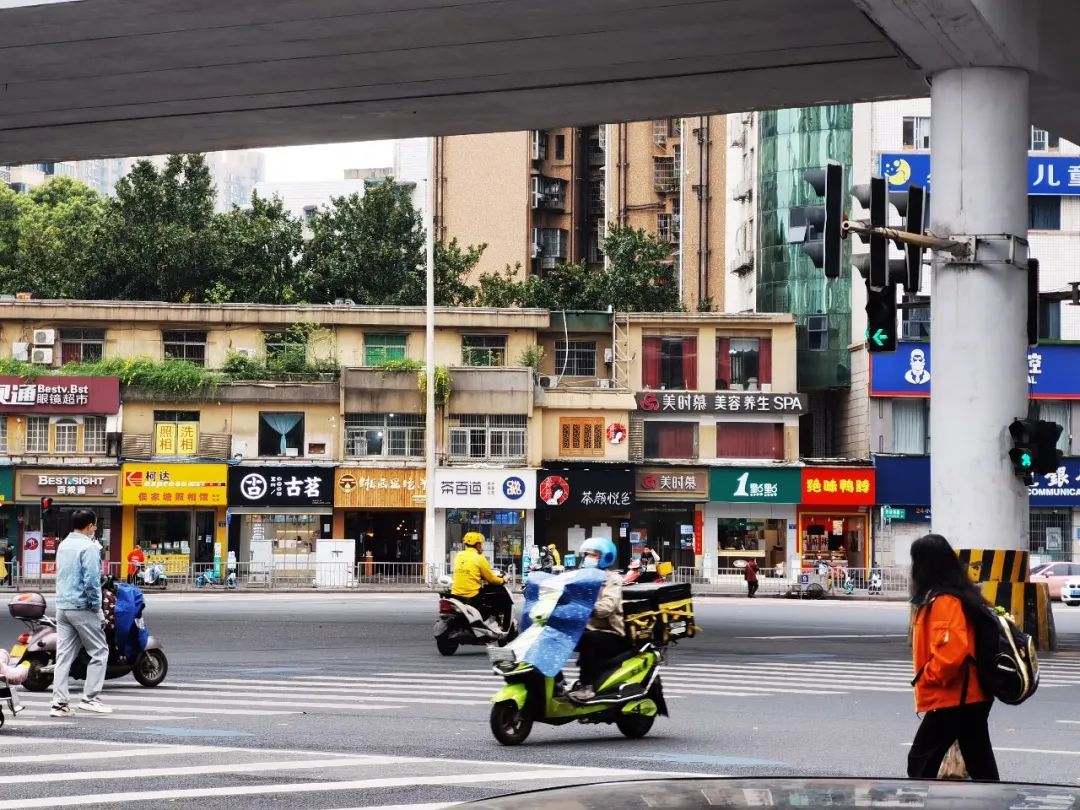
[488,642,667,745]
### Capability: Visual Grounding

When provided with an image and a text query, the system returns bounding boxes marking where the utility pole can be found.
[423,137,439,579]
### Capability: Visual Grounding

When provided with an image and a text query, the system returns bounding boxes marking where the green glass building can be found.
[757,105,853,391]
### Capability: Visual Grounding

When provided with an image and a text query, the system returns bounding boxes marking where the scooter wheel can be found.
[490,701,532,745]
[616,713,655,739]
[435,637,459,656]
[20,655,52,693]
[133,649,168,687]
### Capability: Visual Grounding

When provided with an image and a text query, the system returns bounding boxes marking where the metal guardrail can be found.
[673,565,912,597]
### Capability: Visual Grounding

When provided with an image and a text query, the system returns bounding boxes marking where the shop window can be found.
[447,509,522,571]
[893,399,929,454]
[642,336,697,389]
[59,328,104,364]
[263,330,306,361]
[83,416,107,454]
[1030,508,1072,560]
[26,416,48,453]
[554,340,597,377]
[258,412,305,457]
[1033,401,1070,454]
[643,421,697,460]
[449,415,526,462]
[344,414,424,457]
[1029,196,1061,230]
[364,333,407,366]
[462,335,507,367]
[54,419,78,453]
[559,417,605,457]
[716,336,771,389]
[162,331,208,367]
[715,423,784,460]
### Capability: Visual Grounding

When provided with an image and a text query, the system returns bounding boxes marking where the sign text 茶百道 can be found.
[433,469,536,510]
[635,391,807,414]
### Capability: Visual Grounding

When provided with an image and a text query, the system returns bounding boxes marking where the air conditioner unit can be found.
[11,342,29,362]
[597,378,612,390]
[30,347,53,365]
[603,348,614,364]
[531,243,542,259]
[33,329,55,346]
[235,347,257,359]
[537,375,554,389]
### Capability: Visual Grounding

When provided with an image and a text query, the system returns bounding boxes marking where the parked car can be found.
[1029,561,1080,600]
[1061,577,1080,607]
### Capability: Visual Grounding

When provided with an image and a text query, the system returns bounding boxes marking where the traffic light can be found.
[1010,417,1064,484]
[851,178,926,292]
[801,162,844,279]
[903,185,926,292]
[865,281,898,353]
[40,496,53,515]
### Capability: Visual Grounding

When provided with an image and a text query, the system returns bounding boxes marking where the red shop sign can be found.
[801,468,876,506]
[0,376,120,414]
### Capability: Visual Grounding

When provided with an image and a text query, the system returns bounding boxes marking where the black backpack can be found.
[925,591,1039,706]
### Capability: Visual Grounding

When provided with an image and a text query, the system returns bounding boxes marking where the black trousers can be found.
[746,580,759,598]
[577,630,630,687]
[907,701,999,781]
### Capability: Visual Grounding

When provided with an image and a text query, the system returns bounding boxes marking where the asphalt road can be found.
[2,591,1079,809]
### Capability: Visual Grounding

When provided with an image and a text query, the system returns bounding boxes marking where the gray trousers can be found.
[52,608,108,706]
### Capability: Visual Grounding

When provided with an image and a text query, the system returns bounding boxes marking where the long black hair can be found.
[909,533,987,613]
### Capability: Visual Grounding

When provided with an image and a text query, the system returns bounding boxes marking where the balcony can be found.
[343,368,423,415]
[120,432,232,460]
[729,250,754,276]
[122,381,339,405]
[448,367,534,415]
[532,176,567,210]
[732,177,753,202]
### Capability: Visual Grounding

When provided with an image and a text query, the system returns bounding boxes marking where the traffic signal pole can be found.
[930,67,1030,551]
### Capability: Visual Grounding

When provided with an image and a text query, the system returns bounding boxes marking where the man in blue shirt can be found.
[50,509,112,716]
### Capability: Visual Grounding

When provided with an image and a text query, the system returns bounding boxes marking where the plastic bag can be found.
[938,741,970,780]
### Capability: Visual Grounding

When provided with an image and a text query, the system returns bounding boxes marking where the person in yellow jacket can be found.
[451,532,510,625]
[547,544,562,567]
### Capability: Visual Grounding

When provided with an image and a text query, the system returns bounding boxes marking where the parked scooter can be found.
[434,574,517,656]
[196,565,236,589]
[488,641,667,745]
[8,591,168,692]
[134,561,168,590]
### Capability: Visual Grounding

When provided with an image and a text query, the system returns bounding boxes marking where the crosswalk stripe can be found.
[13,701,299,717]
[173,679,497,696]
[0,756,429,786]
[150,681,483,706]
[0,766,657,809]
[12,692,412,711]
[2,745,224,764]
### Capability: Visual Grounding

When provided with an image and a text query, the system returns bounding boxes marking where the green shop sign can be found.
[708,468,802,504]
[0,468,12,503]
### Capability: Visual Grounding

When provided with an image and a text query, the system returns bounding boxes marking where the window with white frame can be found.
[54,419,78,453]
[83,416,107,454]
[449,415,526,462]
[893,399,929,454]
[162,331,208,367]
[345,414,425,457]
[554,340,597,377]
[462,335,507,367]
[1030,127,1059,151]
[26,416,48,453]
[902,116,931,150]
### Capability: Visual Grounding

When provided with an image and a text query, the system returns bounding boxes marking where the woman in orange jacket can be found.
[908,533,999,781]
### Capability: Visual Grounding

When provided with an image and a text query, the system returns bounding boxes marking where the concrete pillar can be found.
[929,67,1030,551]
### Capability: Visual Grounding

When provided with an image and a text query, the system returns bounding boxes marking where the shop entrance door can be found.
[194,510,217,564]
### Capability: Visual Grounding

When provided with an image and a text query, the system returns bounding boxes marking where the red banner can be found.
[801,468,876,506]
[0,376,120,414]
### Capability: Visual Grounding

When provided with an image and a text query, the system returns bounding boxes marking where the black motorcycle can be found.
[434,576,517,656]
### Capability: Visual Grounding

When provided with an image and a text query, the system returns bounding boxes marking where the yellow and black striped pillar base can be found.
[979,580,1057,652]
[957,549,1030,584]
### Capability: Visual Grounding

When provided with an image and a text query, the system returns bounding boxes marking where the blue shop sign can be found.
[871,341,1080,399]
[881,153,1080,196]
[874,454,1080,508]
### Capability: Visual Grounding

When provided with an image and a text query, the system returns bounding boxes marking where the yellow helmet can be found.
[463,532,485,548]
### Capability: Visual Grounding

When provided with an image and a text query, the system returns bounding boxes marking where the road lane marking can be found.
[1,745,225,764]
[734,634,907,640]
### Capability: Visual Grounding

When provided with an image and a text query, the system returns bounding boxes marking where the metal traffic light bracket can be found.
[936,233,1029,270]
[842,220,972,259]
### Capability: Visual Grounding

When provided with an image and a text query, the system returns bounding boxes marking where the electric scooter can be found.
[434,574,517,656]
[195,565,236,589]
[134,561,169,590]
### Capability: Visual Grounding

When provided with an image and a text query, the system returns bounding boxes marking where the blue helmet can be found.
[579,537,617,569]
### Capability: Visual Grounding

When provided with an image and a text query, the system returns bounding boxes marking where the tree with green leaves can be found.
[432,238,485,306]
[301,178,426,305]
[87,154,218,301]
[598,224,681,312]
[0,184,30,284]
[205,193,306,304]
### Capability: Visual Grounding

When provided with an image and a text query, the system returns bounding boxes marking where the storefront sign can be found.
[882,506,932,523]
[709,467,802,503]
[870,341,1080,399]
[635,467,709,501]
[121,463,228,506]
[434,469,537,509]
[636,391,807,414]
[155,423,199,456]
[0,468,12,503]
[335,468,426,509]
[1027,459,1080,506]
[537,466,634,509]
[18,471,119,500]
[228,466,334,508]
[801,468,875,506]
[0,376,120,414]
[881,152,1080,197]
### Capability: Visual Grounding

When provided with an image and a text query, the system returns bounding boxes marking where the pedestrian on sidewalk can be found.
[907,533,998,781]
[2,541,13,586]
[744,559,760,598]
[50,509,113,717]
